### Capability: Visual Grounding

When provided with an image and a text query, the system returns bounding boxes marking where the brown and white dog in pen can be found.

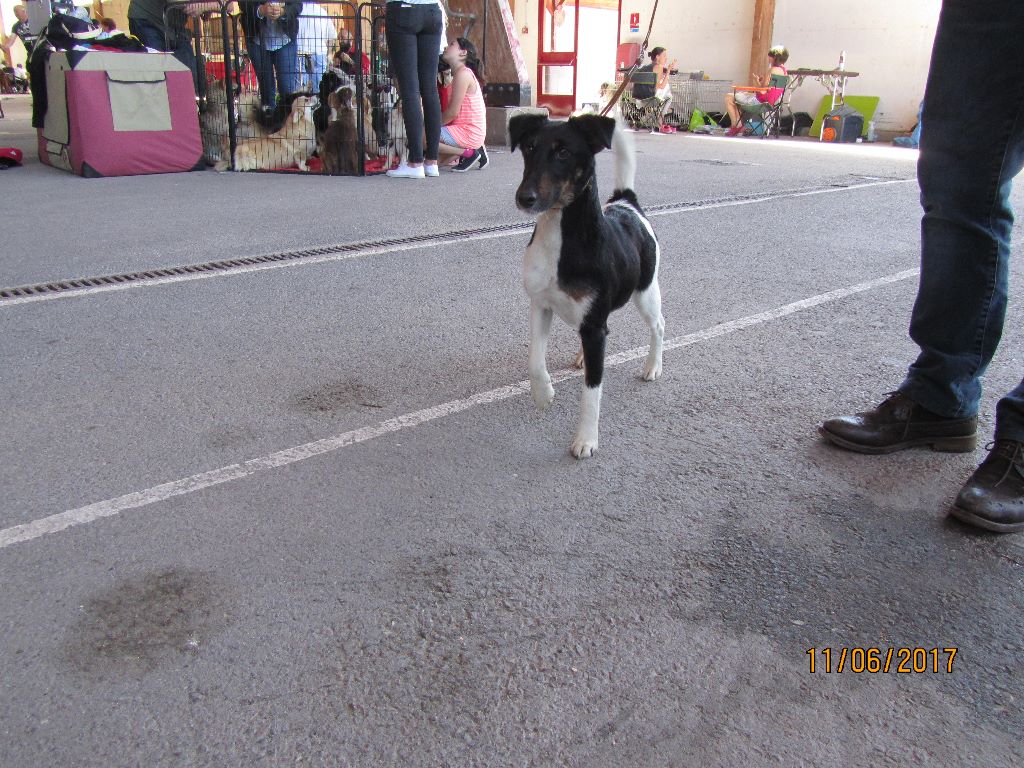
[319,85,360,175]
[215,94,319,172]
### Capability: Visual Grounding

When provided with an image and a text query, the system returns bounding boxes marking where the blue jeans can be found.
[385,1,443,163]
[899,0,1024,441]
[248,38,300,108]
[128,18,199,91]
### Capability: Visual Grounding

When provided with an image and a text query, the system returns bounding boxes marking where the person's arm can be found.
[657,59,677,90]
[185,2,222,17]
[441,68,472,125]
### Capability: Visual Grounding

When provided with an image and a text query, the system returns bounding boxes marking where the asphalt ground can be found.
[1,92,1023,767]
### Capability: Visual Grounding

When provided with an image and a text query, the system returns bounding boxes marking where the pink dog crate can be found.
[38,51,203,177]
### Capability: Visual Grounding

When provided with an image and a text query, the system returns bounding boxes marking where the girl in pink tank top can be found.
[438,37,489,172]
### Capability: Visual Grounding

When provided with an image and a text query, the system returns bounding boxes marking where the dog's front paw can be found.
[571,432,599,459]
[642,358,662,381]
[531,377,555,410]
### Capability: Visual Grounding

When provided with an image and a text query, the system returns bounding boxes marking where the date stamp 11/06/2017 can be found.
[806,647,958,674]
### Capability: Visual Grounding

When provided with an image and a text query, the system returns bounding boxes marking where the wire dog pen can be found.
[165,0,402,175]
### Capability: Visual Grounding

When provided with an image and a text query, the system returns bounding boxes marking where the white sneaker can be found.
[386,164,425,179]
[424,164,440,177]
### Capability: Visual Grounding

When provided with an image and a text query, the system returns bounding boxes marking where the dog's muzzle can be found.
[516,188,539,212]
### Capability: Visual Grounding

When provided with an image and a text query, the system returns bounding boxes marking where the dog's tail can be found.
[612,116,637,192]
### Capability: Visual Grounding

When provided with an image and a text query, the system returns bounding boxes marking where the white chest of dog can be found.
[523,211,594,329]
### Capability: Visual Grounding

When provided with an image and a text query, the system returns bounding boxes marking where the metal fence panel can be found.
[165,0,400,175]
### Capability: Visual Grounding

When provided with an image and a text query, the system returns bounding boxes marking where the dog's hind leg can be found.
[529,302,555,410]
[572,321,607,459]
[634,278,665,381]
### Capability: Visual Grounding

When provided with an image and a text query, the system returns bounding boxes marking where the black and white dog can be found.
[510,113,664,458]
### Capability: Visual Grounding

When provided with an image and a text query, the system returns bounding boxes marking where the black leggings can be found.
[385,2,443,163]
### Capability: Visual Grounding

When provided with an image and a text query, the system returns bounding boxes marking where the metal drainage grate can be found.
[0,177,910,303]
[0,223,534,302]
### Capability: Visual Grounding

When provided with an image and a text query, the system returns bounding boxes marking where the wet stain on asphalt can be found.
[62,569,232,678]
[292,379,384,414]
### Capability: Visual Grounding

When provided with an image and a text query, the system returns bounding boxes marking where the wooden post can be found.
[748,0,776,83]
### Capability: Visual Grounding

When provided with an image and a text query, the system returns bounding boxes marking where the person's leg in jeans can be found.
[386,2,426,164]
[899,0,1024,440]
[130,18,200,93]
[247,39,277,108]
[128,19,168,51]
[171,30,200,94]
[820,0,1023,464]
[272,39,301,99]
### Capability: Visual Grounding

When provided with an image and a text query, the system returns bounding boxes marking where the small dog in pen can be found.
[319,85,360,175]
[216,94,319,172]
[509,113,665,458]
[235,89,272,141]
[198,83,231,165]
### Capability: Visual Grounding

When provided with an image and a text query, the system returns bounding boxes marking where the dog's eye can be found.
[555,148,572,161]
[523,141,535,153]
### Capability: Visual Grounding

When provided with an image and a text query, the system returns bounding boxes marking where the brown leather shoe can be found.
[819,392,977,454]
[951,440,1024,533]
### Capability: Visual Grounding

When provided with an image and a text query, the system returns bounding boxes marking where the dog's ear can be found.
[569,114,616,154]
[509,114,548,152]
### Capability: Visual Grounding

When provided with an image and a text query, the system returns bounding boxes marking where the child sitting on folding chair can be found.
[725,45,789,136]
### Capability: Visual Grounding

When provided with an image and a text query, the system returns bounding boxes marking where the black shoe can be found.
[951,440,1024,533]
[451,150,480,173]
[477,145,488,170]
[819,391,977,454]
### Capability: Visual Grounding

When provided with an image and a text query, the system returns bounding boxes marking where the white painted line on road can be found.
[0,179,912,308]
[0,266,920,550]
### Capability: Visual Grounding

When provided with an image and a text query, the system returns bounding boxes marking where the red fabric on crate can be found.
[45,66,202,176]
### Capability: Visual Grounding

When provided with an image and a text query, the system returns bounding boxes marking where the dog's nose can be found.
[516,189,538,210]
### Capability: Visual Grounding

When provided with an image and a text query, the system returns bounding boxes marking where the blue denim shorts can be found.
[439,126,457,146]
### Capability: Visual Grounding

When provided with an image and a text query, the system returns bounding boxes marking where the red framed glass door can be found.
[537,0,579,117]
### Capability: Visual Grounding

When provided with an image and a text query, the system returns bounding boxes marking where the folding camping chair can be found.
[735,73,791,138]
[619,70,669,131]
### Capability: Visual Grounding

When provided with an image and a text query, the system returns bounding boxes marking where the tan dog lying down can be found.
[216,95,319,172]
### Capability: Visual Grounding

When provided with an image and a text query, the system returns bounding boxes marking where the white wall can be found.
[510,0,939,131]
[773,0,939,130]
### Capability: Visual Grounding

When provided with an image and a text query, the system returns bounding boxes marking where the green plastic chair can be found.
[737,74,791,138]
